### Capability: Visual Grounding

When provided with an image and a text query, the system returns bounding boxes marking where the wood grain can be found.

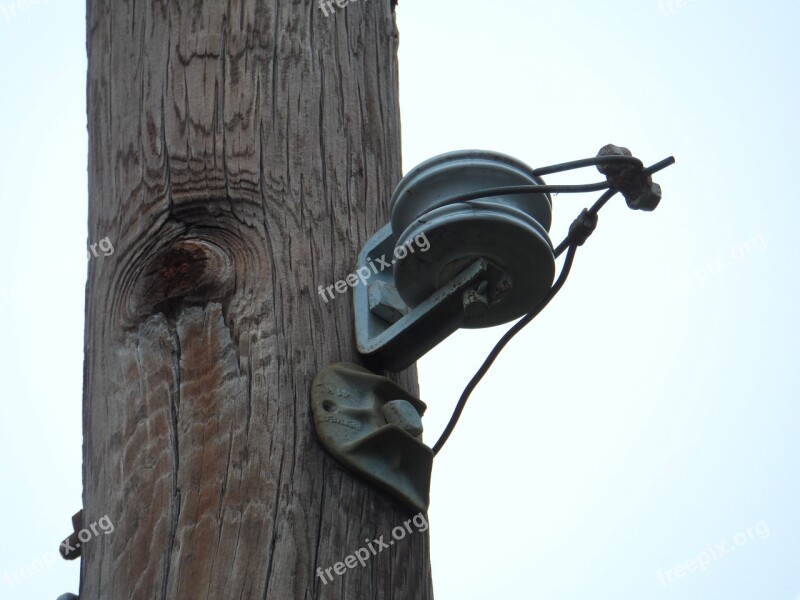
[83,1,433,598]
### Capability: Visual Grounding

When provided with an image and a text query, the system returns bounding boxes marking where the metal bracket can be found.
[59,509,83,560]
[354,224,498,372]
[311,362,433,513]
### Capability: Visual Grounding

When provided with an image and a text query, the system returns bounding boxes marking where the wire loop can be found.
[431,153,675,456]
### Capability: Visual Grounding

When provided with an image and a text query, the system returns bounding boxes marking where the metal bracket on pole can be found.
[354,224,505,372]
[311,362,433,513]
[59,509,83,560]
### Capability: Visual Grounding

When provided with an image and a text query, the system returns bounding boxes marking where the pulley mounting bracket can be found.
[354,224,501,372]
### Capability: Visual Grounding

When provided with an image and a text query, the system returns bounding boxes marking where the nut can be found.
[628,181,662,211]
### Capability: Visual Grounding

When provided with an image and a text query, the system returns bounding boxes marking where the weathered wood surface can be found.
[83,1,433,598]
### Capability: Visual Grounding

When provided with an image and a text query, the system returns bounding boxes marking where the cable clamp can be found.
[567,208,598,247]
[597,144,662,211]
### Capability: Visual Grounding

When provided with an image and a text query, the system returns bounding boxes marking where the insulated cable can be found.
[431,154,675,456]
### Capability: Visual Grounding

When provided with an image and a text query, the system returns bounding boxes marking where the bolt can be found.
[463,280,489,319]
[596,144,662,212]
[382,399,423,437]
[628,181,662,211]
[368,281,408,324]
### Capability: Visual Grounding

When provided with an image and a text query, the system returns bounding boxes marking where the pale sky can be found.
[1,1,798,599]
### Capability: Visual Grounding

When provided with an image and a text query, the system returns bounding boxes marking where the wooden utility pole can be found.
[81,1,433,598]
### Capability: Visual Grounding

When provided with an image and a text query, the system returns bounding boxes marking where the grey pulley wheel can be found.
[389,150,556,328]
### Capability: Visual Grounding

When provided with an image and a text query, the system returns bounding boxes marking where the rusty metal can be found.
[596,144,662,210]
[462,281,489,318]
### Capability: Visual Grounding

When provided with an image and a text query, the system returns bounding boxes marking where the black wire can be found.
[553,188,618,258]
[422,181,611,215]
[642,156,676,176]
[431,245,578,456]
[531,154,644,177]
[419,155,674,217]
[427,155,676,456]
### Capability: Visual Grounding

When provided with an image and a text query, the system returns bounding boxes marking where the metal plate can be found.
[311,363,433,513]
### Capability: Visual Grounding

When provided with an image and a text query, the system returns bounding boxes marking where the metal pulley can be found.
[389,150,556,328]
[319,144,675,510]
[351,145,675,373]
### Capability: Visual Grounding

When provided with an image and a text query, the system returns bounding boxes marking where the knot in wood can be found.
[129,239,234,317]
